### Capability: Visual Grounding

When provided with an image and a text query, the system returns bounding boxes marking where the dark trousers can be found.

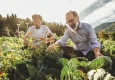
[62,46,95,61]
[74,50,95,61]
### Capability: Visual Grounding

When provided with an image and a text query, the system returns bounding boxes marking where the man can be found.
[24,14,55,49]
[1,27,10,37]
[47,11,102,60]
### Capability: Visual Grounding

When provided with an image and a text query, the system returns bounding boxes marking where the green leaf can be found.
[88,56,112,70]
[72,70,83,80]
[110,45,115,55]
[47,68,61,79]
[60,66,69,80]
[59,58,68,67]
[0,58,3,62]
[45,74,53,80]
[68,58,79,71]
[26,65,42,80]
[88,57,105,70]
[80,61,87,68]
[73,70,82,77]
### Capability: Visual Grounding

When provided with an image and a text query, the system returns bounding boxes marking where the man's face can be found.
[66,13,78,29]
[33,19,42,29]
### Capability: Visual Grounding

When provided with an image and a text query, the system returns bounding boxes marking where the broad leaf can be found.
[26,65,42,80]
[88,56,112,70]
[59,58,68,67]
[60,66,69,80]
[80,61,87,68]
[68,58,79,71]
[72,70,84,80]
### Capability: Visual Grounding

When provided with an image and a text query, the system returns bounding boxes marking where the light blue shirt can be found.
[57,22,101,55]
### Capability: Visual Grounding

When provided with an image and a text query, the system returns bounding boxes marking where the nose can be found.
[68,22,72,26]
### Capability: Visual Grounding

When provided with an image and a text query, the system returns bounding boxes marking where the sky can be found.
[0,0,115,28]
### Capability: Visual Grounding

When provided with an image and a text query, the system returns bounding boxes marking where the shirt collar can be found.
[67,22,82,33]
[78,22,82,29]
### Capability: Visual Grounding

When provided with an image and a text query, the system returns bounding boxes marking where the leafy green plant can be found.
[88,56,112,70]
[59,58,87,80]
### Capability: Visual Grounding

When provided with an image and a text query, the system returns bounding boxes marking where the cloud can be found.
[0,0,114,26]
[67,0,98,14]
[91,14,115,27]
[79,0,113,20]
[99,14,115,23]
[81,0,115,27]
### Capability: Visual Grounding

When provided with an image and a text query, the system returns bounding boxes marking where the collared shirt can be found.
[57,22,101,55]
[67,21,79,33]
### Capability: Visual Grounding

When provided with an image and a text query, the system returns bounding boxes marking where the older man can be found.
[47,10,102,60]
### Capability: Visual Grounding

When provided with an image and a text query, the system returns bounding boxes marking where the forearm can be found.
[47,36,55,41]
[93,47,100,54]
[24,36,29,46]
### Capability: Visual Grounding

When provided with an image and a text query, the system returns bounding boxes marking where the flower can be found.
[41,37,45,40]
[28,32,33,35]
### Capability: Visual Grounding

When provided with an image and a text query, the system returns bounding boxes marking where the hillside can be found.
[105,23,115,32]
[94,21,115,33]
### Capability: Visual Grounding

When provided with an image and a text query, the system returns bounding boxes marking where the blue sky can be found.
[0,0,115,28]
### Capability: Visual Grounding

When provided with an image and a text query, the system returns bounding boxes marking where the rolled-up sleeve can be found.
[57,30,69,46]
[87,24,101,50]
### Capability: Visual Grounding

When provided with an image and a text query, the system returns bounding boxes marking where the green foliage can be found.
[94,22,114,33]
[59,58,68,67]
[59,58,87,80]
[26,65,42,80]
[100,39,115,58]
[110,45,115,55]
[88,56,112,70]
[0,36,115,80]
[105,23,115,32]
[95,21,115,40]
[0,14,2,20]
[0,14,67,37]
[59,56,113,80]
[66,39,74,47]
[98,30,109,39]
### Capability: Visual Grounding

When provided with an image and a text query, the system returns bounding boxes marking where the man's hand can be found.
[93,47,103,58]
[46,43,61,53]
[94,52,103,58]
[24,38,29,46]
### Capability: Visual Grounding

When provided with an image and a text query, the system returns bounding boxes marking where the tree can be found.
[0,14,2,20]
[98,30,109,39]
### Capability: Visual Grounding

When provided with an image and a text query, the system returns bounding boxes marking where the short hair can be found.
[66,10,79,18]
[32,14,43,21]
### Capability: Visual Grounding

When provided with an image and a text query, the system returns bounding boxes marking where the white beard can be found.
[67,21,79,33]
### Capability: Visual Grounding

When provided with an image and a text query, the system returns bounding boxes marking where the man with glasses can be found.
[46,10,102,61]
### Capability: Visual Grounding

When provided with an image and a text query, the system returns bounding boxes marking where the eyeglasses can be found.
[66,18,76,24]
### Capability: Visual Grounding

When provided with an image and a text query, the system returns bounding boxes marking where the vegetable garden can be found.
[0,35,115,80]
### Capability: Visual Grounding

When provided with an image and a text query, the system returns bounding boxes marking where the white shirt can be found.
[25,25,51,46]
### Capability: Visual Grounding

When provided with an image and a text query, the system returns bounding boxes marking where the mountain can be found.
[94,21,115,33]
[105,22,115,32]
